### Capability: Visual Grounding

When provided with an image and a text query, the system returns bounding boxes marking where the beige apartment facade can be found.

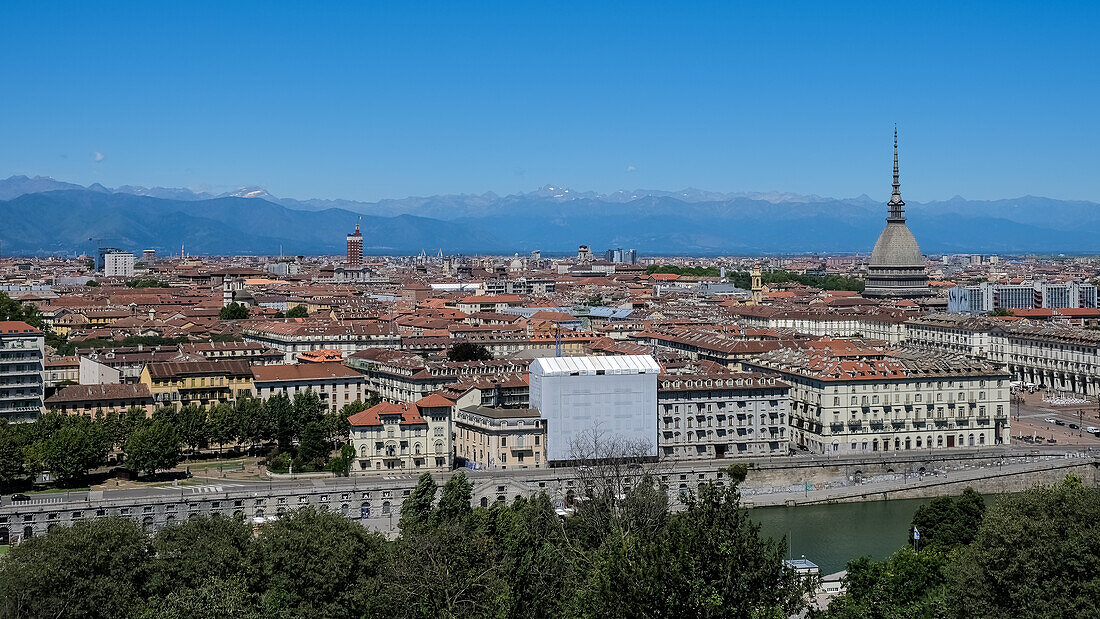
[347,396,451,472]
[453,405,546,470]
[743,347,1011,455]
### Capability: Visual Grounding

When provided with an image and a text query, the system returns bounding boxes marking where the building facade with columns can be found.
[742,346,1010,455]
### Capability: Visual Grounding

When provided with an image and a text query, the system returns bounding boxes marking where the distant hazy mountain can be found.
[1,176,1098,255]
[0,175,87,200]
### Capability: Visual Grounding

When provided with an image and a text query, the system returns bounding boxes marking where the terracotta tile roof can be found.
[415,393,455,408]
[45,383,152,404]
[252,362,361,382]
[145,359,253,379]
[347,401,426,426]
[0,321,41,335]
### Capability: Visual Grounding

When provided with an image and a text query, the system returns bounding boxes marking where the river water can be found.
[749,498,931,575]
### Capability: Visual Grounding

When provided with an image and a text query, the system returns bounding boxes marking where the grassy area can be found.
[182,457,254,471]
[27,487,90,495]
[0,545,8,556]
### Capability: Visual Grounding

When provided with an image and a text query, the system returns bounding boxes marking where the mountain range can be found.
[1,175,1098,256]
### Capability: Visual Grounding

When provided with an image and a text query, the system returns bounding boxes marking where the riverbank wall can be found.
[740,451,1099,507]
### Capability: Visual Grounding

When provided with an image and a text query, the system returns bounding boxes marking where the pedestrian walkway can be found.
[150,483,248,494]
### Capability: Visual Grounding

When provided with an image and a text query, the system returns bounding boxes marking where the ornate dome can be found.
[870,222,924,268]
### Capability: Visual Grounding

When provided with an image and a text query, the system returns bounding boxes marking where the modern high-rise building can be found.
[864,131,931,298]
[948,281,1100,314]
[0,321,44,423]
[104,252,135,278]
[603,248,638,264]
[529,355,659,462]
[346,224,363,266]
[96,246,120,271]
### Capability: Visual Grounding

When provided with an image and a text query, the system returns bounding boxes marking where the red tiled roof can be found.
[45,383,152,405]
[415,393,455,408]
[252,362,361,382]
[459,294,522,304]
[347,401,426,426]
[0,321,41,335]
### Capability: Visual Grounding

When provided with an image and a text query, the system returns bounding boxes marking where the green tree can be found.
[125,420,183,477]
[826,548,949,618]
[148,515,253,596]
[910,487,985,550]
[446,342,493,362]
[489,493,575,618]
[285,304,308,318]
[434,472,473,525]
[263,393,295,450]
[176,404,209,452]
[24,414,110,485]
[219,302,250,320]
[292,390,324,433]
[946,481,1100,618]
[399,472,438,534]
[139,577,258,619]
[384,515,505,618]
[207,403,240,450]
[0,422,27,487]
[248,507,385,618]
[323,408,352,447]
[0,518,152,619]
[572,465,812,618]
[233,395,267,449]
[297,421,327,465]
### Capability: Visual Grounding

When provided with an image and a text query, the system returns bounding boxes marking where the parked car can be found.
[1069,423,1079,430]
[1055,420,1066,426]
[1085,426,1099,434]
[1044,417,1057,423]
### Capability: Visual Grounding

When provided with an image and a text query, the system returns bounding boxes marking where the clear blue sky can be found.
[3,1,1098,203]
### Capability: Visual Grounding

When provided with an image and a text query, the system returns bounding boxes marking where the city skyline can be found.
[3,2,1100,203]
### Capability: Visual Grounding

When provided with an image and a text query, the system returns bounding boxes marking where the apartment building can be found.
[948,281,1099,314]
[743,346,1011,454]
[904,314,995,357]
[0,321,44,422]
[989,322,1100,395]
[347,348,527,403]
[453,405,546,470]
[241,321,401,363]
[251,362,366,413]
[484,277,556,296]
[178,341,284,364]
[347,395,451,471]
[907,314,1100,396]
[529,355,660,462]
[635,326,789,368]
[44,383,155,416]
[140,360,254,407]
[729,306,911,344]
[657,363,790,459]
[455,295,523,314]
[103,252,135,278]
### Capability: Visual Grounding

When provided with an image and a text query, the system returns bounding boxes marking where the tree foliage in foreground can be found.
[826,478,1100,619]
[0,468,813,619]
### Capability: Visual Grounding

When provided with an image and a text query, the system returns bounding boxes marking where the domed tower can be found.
[864,130,931,298]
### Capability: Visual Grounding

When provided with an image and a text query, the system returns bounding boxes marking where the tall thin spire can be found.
[888,126,905,221]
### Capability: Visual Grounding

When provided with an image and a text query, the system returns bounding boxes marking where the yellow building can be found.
[140,359,254,408]
[45,383,155,417]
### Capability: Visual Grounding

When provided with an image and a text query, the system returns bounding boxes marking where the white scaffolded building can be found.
[529,355,659,462]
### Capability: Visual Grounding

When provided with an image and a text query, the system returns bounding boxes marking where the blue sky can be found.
[3,1,1098,202]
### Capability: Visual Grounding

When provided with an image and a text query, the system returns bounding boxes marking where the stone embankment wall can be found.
[738,451,1099,506]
